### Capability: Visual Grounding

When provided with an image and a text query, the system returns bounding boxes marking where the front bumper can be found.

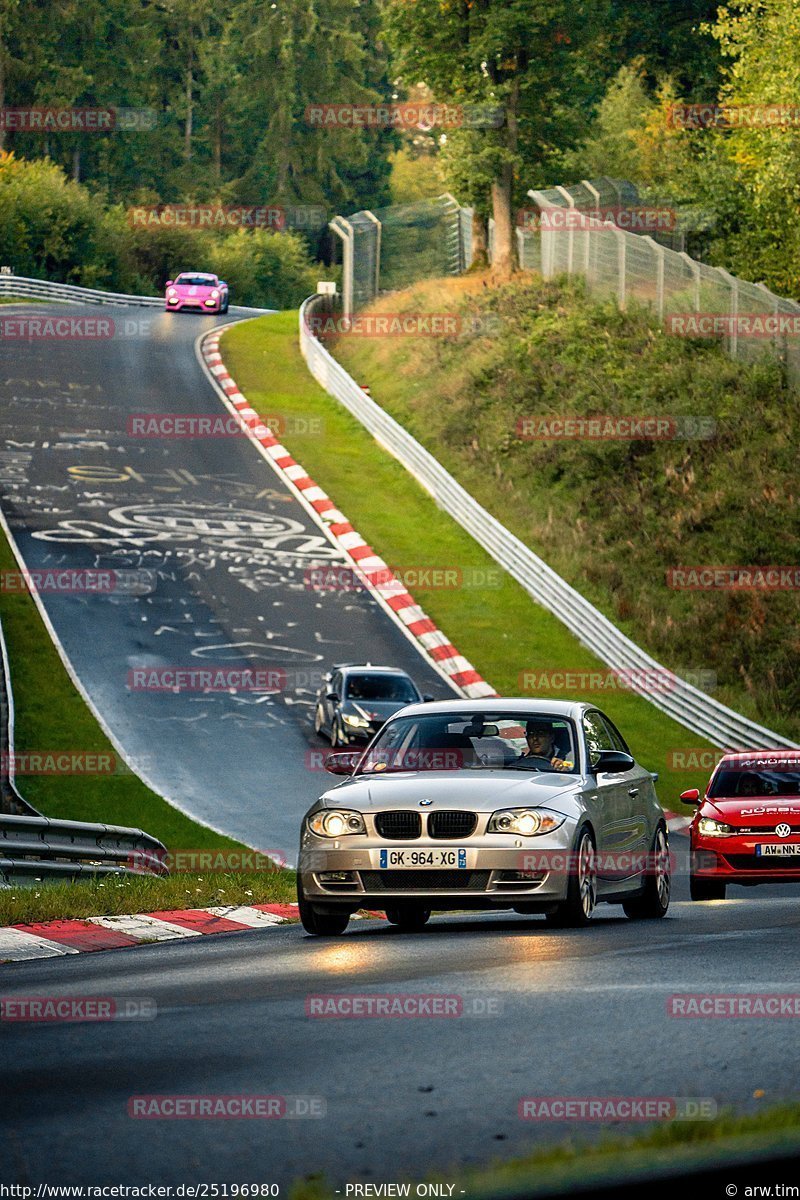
[298,828,577,909]
[165,297,222,312]
[692,837,800,883]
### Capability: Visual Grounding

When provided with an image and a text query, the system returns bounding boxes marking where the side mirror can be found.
[325,750,359,776]
[326,692,339,704]
[650,771,659,782]
[422,694,435,703]
[593,750,635,774]
[166,280,173,287]
[680,788,701,804]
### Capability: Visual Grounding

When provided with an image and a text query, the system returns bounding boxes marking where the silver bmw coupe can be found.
[297,699,670,934]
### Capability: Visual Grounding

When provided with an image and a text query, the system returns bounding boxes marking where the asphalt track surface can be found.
[2,852,800,1189]
[0,303,454,852]
[2,304,800,1193]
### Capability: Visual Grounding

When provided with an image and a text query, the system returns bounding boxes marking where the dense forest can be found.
[1,0,798,300]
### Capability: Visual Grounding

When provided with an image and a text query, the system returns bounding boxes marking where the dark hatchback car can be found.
[313,664,430,747]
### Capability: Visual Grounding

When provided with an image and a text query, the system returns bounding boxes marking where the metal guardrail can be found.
[0,814,168,884]
[299,295,798,751]
[0,275,164,307]
[0,274,270,313]
[0,616,39,818]
[0,612,168,885]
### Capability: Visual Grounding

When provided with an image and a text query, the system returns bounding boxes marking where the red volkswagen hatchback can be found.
[684,750,800,900]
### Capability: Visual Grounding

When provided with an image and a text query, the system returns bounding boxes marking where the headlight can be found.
[210,289,219,298]
[487,808,565,836]
[342,713,370,729]
[698,817,736,837]
[167,288,177,297]
[308,809,366,837]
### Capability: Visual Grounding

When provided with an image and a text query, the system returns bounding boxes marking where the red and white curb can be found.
[0,903,387,963]
[199,330,496,701]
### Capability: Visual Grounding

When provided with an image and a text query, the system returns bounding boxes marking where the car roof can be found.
[386,698,589,720]
[339,664,413,677]
[176,271,217,280]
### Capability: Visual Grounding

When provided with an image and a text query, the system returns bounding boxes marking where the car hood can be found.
[322,769,581,814]
[702,797,800,824]
[174,283,217,294]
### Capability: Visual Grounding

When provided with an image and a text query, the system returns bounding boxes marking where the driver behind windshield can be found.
[520,719,574,772]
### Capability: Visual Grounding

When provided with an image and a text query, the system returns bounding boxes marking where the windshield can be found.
[709,766,800,798]
[176,274,216,285]
[357,712,578,774]
[344,673,419,703]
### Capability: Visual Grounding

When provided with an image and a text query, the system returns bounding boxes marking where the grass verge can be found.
[221,311,719,811]
[0,869,296,926]
[291,1102,800,1199]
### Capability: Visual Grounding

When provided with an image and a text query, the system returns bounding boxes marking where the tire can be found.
[385,906,431,931]
[313,704,324,736]
[297,877,350,936]
[544,826,597,928]
[690,873,726,901]
[330,717,345,748]
[221,297,229,314]
[623,825,671,919]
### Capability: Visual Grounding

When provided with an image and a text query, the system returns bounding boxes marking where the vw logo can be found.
[419,799,433,807]
[776,823,792,838]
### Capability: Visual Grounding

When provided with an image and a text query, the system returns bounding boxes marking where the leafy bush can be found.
[0,152,321,305]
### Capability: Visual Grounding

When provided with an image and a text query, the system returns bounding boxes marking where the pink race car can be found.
[165,272,229,314]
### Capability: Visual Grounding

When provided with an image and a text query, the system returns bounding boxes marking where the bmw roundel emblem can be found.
[419,798,433,807]
[776,823,792,838]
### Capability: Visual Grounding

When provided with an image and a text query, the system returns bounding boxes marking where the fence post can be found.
[329,216,354,320]
[528,190,555,278]
[363,210,381,297]
[581,180,600,276]
[613,226,627,310]
[679,251,701,314]
[555,185,575,275]
[717,266,739,360]
[641,236,666,322]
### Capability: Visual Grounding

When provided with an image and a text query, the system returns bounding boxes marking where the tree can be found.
[383,0,611,278]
